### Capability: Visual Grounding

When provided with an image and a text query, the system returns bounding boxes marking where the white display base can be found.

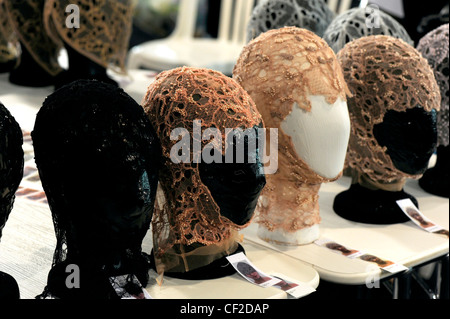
[242,176,449,285]
[256,224,320,246]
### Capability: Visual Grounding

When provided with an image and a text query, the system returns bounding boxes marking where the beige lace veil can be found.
[233,27,351,234]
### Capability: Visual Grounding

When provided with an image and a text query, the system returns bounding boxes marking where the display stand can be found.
[241,175,449,298]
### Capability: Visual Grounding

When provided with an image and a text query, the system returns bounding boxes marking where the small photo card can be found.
[315,238,408,274]
[314,238,363,258]
[109,274,152,299]
[271,273,316,299]
[226,252,281,288]
[397,199,449,237]
[358,253,408,273]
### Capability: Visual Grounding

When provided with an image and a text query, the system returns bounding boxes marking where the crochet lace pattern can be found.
[323,7,413,53]
[417,24,449,147]
[0,0,18,64]
[247,0,334,42]
[0,102,23,239]
[337,35,441,184]
[142,67,263,274]
[3,0,62,75]
[44,0,134,74]
[234,27,350,233]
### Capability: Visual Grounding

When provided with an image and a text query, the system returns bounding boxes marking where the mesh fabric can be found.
[3,0,62,76]
[233,27,350,233]
[0,0,19,65]
[0,102,24,240]
[142,67,262,275]
[44,0,134,74]
[32,80,160,299]
[416,24,449,147]
[337,35,441,185]
[247,0,334,42]
[323,7,413,53]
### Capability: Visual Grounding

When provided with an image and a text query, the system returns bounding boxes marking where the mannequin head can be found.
[142,67,265,277]
[32,80,160,299]
[3,0,62,86]
[234,27,351,245]
[0,102,23,240]
[416,24,449,197]
[43,0,132,74]
[247,0,334,42]
[337,35,440,189]
[0,0,19,73]
[323,7,413,54]
[416,24,449,148]
[43,0,134,88]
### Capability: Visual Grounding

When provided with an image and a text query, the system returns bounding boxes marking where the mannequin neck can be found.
[258,179,321,233]
[333,175,415,224]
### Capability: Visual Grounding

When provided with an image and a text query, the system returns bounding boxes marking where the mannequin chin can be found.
[257,96,350,245]
[281,96,350,179]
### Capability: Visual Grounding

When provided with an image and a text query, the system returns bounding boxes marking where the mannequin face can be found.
[281,95,350,179]
[373,107,437,175]
[143,67,264,265]
[199,123,266,226]
[32,80,160,261]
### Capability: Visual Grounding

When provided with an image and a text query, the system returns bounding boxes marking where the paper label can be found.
[226,252,315,298]
[271,273,316,298]
[109,274,152,299]
[397,199,449,238]
[314,238,408,274]
[226,252,280,288]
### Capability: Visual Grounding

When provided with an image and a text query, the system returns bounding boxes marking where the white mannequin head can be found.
[257,96,350,245]
[233,26,352,245]
[281,95,351,180]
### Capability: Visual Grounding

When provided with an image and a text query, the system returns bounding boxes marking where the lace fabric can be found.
[416,24,449,147]
[337,35,441,184]
[43,0,134,74]
[246,0,334,42]
[0,0,19,64]
[32,80,160,299]
[142,67,263,275]
[323,7,413,53]
[3,0,62,76]
[233,27,350,233]
[0,102,24,240]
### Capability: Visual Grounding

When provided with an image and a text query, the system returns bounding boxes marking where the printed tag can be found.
[226,252,315,298]
[271,273,316,298]
[397,199,449,238]
[314,238,408,274]
[109,274,152,299]
[226,252,280,288]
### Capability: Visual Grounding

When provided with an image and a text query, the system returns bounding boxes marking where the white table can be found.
[242,176,449,288]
